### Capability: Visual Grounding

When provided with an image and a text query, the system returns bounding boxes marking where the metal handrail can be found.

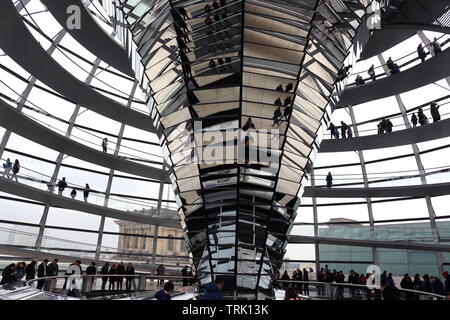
[275,279,446,299]
[20,274,196,299]
[25,274,194,284]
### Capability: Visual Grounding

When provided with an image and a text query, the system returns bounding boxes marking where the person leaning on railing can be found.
[0,263,16,285]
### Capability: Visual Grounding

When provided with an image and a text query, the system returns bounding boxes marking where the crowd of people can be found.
[272,83,294,127]
[327,101,442,139]
[343,38,444,87]
[376,117,394,134]
[1,259,203,300]
[279,267,312,296]
[278,265,450,300]
[0,259,140,293]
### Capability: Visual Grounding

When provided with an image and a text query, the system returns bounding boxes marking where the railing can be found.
[18,6,149,113]
[0,274,195,300]
[306,165,450,188]
[323,96,450,139]
[0,165,178,213]
[0,87,163,164]
[275,280,447,300]
[0,226,189,264]
[336,35,450,91]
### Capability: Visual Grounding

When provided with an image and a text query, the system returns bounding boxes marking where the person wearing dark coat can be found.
[302,268,309,295]
[381,281,400,300]
[86,262,96,276]
[430,102,440,123]
[181,265,189,287]
[386,57,395,75]
[378,118,387,134]
[422,274,433,292]
[36,259,48,289]
[0,264,16,285]
[280,271,290,289]
[400,273,414,300]
[116,262,126,290]
[418,107,427,126]
[431,276,445,298]
[329,122,338,139]
[432,37,442,55]
[282,106,292,121]
[86,262,97,290]
[57,178,67,196]
[295,268,303,293]
[14,262,26,281]
[272,107,282,127]
[125,263,135,291]
[417,43,427,62]
[47,259,59,277]
[442,271,450,298]
[411,113,418,127]
[25,260,36,281]
[380,271,387,283]
[283,96,292,107]
[368,64,376,81]
[100,262,109,291]
[412,273,423,299]
[355,75,365,85]
[348,270,359,299]
[347,126,352,138]
[178,7,189,20]
[155,282,174,300]
[385,119,393,133]
[108,265,117,291]
[156,264,166,286]
[83,184,90,202]
[326,172,333,188]
[201,278,224,300]
[285,83,293,92]
[341,121,348,138]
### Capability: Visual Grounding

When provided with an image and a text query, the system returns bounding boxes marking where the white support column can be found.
[151,161,167,266]
[416,31,450,87]
[0,30,66,159]
[377,53,443,275]
[95,80,139,259]
[348,105,378,266]
[310,168,320,273]
[35,57,101,249]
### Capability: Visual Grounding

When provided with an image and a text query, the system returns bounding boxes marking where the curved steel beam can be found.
[360,24,450,61]
[40,0,134,77]
[0,176,179,228]
[0,98,170,183]
[334,48,450,108]
[319,117,450,153]
[303,182,450,198]
[0,1,157,134]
